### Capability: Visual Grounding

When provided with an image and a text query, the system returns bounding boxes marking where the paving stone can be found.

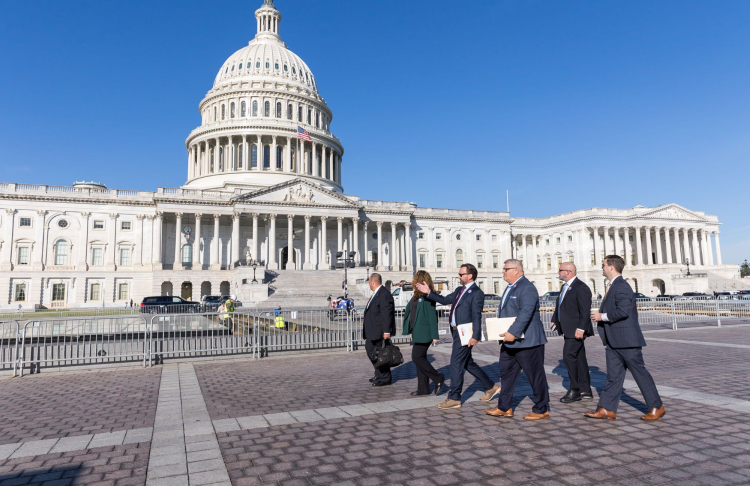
[212,418,241,433]
[49,434,93,453]
[236,415,270,430]
[9,438,58,458]
[263,412,298,426]
[315,407,351,419]
[289,410,325,423]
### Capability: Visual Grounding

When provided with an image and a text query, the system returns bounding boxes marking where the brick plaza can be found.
[1,322,750,486]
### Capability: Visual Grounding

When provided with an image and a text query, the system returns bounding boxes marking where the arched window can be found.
[274,62,279,70]
[218,147,223,171]
[240,101,246,117]
[455,249,464,268]
[210,149,214,172]
[298,106,303,122]
[230,102,235,118]
[265,61,270,69]
[182,244,193,264]
[276,146,283,169]
[315,110,320,128]
[292,66,297,75]
[287,104,293,120]
[307,108,311,124]
[251,145,258,168]
[252,100,258,117]
[238,144,243,168]
[238,63,243,70]
[264,101,270,117]
[276,102,281,118]
[263,145,270,169]
[256,60,260,69]
[283,64,288,72]
[55,240,68,266]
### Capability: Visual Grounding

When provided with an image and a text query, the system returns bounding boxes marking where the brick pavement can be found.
[0,368,161,445]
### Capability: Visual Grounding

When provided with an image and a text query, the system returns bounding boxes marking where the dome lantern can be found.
[255,0,282,42]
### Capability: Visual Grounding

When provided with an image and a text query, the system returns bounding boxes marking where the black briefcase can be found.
[375,340,404,368]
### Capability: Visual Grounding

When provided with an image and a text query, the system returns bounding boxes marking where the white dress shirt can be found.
[559,276,584,333]
[601,275,621,322]
[450,281,475,328]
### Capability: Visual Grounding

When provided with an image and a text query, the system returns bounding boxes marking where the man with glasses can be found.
[485,259,550,420]
[415,263,499,409]
[586,255,665,420]
[550,262,594,403]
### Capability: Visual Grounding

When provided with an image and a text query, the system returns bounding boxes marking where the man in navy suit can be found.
[586,255,665,421]
[416,264,499,410]
[485,259,550,420]
[363,273,397,386]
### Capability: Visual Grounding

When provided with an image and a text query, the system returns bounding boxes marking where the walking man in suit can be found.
[551,262,594,403]
[415,263,500,410]
[363,273,396,387]
[485,259,550,420]
[586,255,665,420]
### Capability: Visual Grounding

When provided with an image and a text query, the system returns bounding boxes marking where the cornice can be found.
[186,124,343,152]
[0,193,155,208]
[200,89,331,116]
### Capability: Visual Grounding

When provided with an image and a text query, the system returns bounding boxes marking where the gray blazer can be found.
[597,276,647,349]
[497,276,548,349]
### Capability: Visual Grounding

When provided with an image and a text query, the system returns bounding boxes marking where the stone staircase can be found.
[260,270,370,309]
[706,271,750,292]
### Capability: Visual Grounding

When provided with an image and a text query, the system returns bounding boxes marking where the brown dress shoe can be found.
[584,407,616,420]
[523,411,550,421]
[641,406,666,421]
[479,384,501,402]
[436,399,461,410]
[484,407,513,418]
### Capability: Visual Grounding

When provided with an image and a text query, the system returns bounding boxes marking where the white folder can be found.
[456,323,474,346]
[485,317,524,341]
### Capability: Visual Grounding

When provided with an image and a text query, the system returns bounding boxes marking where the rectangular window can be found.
[631,255,636,266]
[121,221,132,231]
[568,235,573,242]
[547,282,553,291]
[569,255,575,263]
[556,237,561,244]
[14,283,26,302]
[436,254,443,268]
[435,233,442,240]
[118,283,129,301]
[491,234,498,242]
[93,220,104,230]
[476,234,481,241]
[92,248,103,266]
[119,248,131,266]
[591,254,596,265]
[477,281,484,291]
[52,284,66,302]
[19,218,31,227]
[546,259,552,270]
[417,232,424,240]
[90,283,101,301]
[494,281,500,294]
[492,255,499,269]
[477,255,483,269]
[17,247,29,265]
[545,239,550,246]
[557,256,563,266]
[419,254,426,268]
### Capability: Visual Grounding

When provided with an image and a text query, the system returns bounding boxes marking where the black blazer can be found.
[551,277,594,339]
[427,284,484,341]
[363,287,396,341]
[597,276,647,349]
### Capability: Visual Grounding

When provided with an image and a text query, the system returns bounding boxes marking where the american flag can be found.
[297,126,312,141]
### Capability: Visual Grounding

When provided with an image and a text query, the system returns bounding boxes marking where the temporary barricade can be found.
[0,321,21,376]
[19,315,148,375]
[254,308,351,356]
[148,311,254,365]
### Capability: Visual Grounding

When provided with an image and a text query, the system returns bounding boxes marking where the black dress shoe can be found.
[372,382,392,387]
[560,390,582,403]
[580,391,594,400]
[434,377,445,395]
[369,377,376,383]
[410,391,430,396]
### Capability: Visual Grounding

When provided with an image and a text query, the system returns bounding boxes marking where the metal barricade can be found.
[0,320,21,376]
[19,315,148,375]
[148,311,254,365]
[255,308,351,357]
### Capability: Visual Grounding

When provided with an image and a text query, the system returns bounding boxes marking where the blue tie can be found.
[559,283,569,304]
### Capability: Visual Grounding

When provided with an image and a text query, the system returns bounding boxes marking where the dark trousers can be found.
[598,345,662,412]
[563,338,592,394]
[497,344,550,414]
[365,339,391,384]
[448,330,494,400]
[412,342,444,394]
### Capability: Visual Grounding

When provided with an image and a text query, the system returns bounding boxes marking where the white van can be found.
[392,285,414,309]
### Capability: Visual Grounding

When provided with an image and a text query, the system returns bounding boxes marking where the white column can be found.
[337,217,343,253]
[391,222,398,270]
[591,228,598,267]
[714,232,723,265]
[268,214,277,269]
[133,214,143,268]
[689,229,698,265]
[635,226,643,266]
[624,227,631,266]
[320,216,327,269]
[426,226,434,269]
[231,212,240,269]
[363,222,369,266]
[328,148,334,181]
[211,214,221,270]
[107,213,118,270]
[702,230,711,266]
[256,136,262,170]
[194,214,202,269]
[602,227,609,256]
[655,227,663,264]
[611,227,618,256]
[673,228,683,265]
[352,217,359,264]
[644,226,653,265]
[304,215,311,270]
[404,222,412,269]
[174,213,182,267]
[521,235,529,269]
[272,136,278,170]
[664,227,673,264]
[706,229,714,266]
[312,142,318,177]
[251,213,259,262]
[287,214,294,269]
[285,136,292,172]
[153,212,163,269]
[78,212,91,270]
[376,221,383,271]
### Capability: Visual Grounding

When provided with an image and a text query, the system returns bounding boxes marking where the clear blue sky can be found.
[1,0,748,264]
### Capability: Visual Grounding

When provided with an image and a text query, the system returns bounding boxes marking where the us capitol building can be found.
[0,0,740,309]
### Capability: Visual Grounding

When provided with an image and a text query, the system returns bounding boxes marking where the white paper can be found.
[456,322,474,346]
[485,317,524,341]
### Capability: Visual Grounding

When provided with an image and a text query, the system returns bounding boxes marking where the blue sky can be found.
[1,0,748,264]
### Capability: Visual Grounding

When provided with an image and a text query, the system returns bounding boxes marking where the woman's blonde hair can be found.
[411,270,435,300]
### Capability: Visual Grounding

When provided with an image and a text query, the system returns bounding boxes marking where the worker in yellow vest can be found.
[274,306,285,329]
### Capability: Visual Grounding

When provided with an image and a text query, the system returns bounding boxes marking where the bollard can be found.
[716,299,721,328]
[671,299,677,331]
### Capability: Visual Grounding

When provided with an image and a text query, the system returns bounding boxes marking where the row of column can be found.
[187,135,341,184]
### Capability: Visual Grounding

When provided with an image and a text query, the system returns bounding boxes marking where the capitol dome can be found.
[183,0,344,193]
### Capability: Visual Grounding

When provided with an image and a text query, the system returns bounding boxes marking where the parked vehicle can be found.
[140,296,201,314]
[200,295,223,312]
[328,296,355,320]
[540,291,560,304]
[678,292,711,301]
[656,294,678,301]
[392,285,414,309]
[634,292,652,300]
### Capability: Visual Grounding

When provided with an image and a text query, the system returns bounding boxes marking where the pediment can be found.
[231,178,361,209]
[642,204,704,222]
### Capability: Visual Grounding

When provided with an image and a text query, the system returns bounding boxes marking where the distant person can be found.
[416,263,499,410]
[550,262,594,403]
[587,255,665,421]
[403,271,444,396]
[363,273,396,386]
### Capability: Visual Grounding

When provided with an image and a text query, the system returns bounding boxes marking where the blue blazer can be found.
[426,284,484,341]
[597,276,647,349]
[497,276,548,349]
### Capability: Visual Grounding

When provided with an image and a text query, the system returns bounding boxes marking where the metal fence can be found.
[2,299,748,374]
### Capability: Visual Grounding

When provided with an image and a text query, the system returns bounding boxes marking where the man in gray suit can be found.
[586,255,665,421]
[485,259,550,420]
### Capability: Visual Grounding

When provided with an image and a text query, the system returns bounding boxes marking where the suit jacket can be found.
[497,276,547,349]
[363,287,396,341]
[402,298,439,343]
[551,277,594,339]
[597,276,647,349]
[426,283,484,341]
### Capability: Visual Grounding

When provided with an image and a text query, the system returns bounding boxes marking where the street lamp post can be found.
[685,258,691,276]
[336,251,357,299]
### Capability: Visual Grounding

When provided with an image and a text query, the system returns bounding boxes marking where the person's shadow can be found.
[551,359,649,413]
